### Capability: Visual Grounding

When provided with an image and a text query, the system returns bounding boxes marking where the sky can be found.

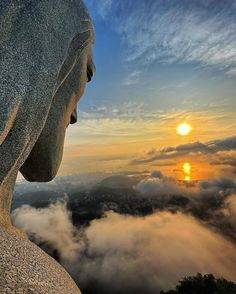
[58,0,236,181]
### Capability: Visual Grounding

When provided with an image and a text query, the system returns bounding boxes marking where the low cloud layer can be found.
[13,199,236,293]
[135,173,236,242]
[79,211,236,293]
[12,202,81,264]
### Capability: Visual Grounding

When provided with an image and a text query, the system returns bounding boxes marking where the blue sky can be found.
[59,0,236,177]
[82,0,236,111]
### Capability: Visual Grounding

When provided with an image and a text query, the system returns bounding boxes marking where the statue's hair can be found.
[0,0,94,183]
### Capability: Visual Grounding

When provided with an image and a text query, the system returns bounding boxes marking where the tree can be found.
[160,273,236,294]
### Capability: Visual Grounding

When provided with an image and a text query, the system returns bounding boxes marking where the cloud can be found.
[93,0,114,19]
[14,171,236,244]
[14,171,236,243]
[135,173,236,204]
[227,67,236,76]
[226,195,236,216]
[132,136,236,164]
[211,151,236,168]
[12,170,236,293]
[123,70,141,86]
[86,0,236,75]
[12,204,236,294]
[135,174,236,243]
[79,101,146,120]
[135,176,183,197]
[79,211,236,293]
[151,170,163,178]
[12,202,81,264]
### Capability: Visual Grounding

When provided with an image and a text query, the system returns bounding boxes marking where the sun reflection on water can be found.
[183,162,192,181]
[184,175,191,182]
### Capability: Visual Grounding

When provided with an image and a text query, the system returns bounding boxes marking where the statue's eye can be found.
[87,66,93,83]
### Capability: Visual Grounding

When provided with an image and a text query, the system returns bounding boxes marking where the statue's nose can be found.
[70,107,77,124]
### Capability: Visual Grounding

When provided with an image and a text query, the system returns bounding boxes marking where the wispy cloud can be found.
[67,106,234,148]
[122,70,141,86]
[95,0,113,19]
[87,0,236,74]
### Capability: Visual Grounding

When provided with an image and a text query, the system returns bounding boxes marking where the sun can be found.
[177,123,192,136]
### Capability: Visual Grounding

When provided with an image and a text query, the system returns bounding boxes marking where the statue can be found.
[0,0,95,292]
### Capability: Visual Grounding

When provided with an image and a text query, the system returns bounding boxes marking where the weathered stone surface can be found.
[0,0,95,292]
[0,230,80,293]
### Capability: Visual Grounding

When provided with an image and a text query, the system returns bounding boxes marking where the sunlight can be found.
[184,175,191,182]
[177,123,192,136]
[183,162,191,175]
[183,162,192,181]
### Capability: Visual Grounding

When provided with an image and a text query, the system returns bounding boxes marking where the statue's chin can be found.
[20,133,65,182]
[20,113,67,182]
[20,143,64,182]
[21,167,59,182]
[20,159,61,182]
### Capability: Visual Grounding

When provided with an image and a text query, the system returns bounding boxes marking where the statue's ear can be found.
[0,100,21,146]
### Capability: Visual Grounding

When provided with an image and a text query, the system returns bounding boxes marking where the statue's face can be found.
[20,41,95,182]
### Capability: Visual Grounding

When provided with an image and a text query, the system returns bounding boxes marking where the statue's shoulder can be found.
[0,230,81,294]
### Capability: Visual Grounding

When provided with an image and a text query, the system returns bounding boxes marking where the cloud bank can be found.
[135,174,236,242]
[12,198,236,293]
[132,136,236,165]
[12,202,81,265]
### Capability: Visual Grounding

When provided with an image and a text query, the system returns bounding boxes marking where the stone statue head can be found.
[0,0,95,184]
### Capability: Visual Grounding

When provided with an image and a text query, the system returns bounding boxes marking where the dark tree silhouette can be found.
[161,273,236,294]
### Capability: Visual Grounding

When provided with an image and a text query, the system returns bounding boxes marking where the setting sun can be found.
[177,123,192,136]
